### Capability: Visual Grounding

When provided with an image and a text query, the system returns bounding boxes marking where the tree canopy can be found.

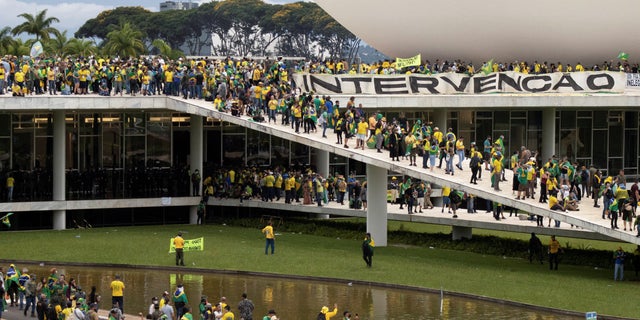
[1,1,361,61]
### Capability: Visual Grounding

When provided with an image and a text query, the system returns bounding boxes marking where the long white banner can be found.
[292,71,626,95]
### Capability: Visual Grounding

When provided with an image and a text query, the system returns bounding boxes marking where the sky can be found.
[0,0,302,38]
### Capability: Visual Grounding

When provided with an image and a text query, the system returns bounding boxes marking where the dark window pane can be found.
[624,130,637,168]
[592,130,607,169]
[625,111,638,129]
[593,111,608,129]
[561,111,576,129]
[576,119,592,158]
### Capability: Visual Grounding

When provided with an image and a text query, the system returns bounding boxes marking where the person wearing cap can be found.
[174,232,185,266]
[173,285,188,319]
[87,303,99,320]
[317,304,338,320]
[23,273,37,317]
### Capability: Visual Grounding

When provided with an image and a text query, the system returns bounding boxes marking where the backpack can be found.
[449,190,461,204]
[317,313,326,320]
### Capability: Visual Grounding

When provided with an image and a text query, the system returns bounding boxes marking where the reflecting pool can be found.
[17,263,580,320]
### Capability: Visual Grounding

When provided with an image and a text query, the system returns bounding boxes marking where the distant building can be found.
[159,1,199,11]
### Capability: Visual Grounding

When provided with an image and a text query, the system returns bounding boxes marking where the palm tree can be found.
[11,9,60,42]
[151,39,184,60]
[103,22,145,58]
[46,30,69,57]
[66,38,97,57]
[6,39,30,57]
[0,27,16,53]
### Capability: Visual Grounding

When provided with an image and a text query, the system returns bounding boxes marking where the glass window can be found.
[147,120,171,168]
[35,136,53,170]
[206,130,222,166]
[0,115,10,136]
[625,111,638,129]
[609,119,623,157]
[511,111,526,118]
[476,111,492,119]
[125,136,145,168]
[576,119,592,158]
[246,130,271,167]
[624,130,637,168]
[527,130,542,157]
[592,130,607,169]
[510,118,526,153]
[560,111,576,129]
[79,136,101,171]
[494,111,509,131]
[593,111,608,129]
[79,113,103,136]
[291,142,309,166]
[608,158,623,174]
[475,118,493,144]
[13,129,33,170]
[125,113,145,135]
[577,111,592,118]
[0,138,9,171]
[222,134,245,166]
[271,136,290,167]
[103,124,122,168]
[527,111,542,130]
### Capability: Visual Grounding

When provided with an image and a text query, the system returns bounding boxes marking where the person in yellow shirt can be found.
[492,152,503,191]
[262,221,275,254]
[318,304,338,320]
[0,66,5,94]
[173,232,185,266]
[6,174,14,201]
[110,274,125,312]
[164,68,174,95]
[355,117,368,150]
[267,95,278,123]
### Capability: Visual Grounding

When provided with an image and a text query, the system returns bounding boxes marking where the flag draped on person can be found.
[482,59,494,75]
[395,54,421,69]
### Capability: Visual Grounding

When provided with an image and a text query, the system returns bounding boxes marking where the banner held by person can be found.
[169,236,204,253]
[395,54,421,69]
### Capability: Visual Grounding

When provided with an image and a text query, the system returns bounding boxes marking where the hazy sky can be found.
[0,0,302,37]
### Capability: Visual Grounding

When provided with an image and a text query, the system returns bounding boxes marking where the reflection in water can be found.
[17,264,579,320]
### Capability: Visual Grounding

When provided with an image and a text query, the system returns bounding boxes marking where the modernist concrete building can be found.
[315,0,640,65]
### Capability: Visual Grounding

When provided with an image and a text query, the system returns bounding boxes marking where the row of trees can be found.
[1,0,361,62]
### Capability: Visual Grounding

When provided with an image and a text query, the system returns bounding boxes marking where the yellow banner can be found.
[395,54,421,69]
[169,237,204,253]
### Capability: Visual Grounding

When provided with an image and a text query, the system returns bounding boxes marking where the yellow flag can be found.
[395,54,421,69]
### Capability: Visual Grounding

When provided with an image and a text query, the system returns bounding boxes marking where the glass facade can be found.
[1,109,639,203]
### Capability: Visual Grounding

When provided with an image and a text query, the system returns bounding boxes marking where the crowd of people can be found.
[2,52,640,231]
[0,264,284,320]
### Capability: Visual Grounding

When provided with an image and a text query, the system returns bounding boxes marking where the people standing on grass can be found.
[548,235,562,270]
[174,232,185,266]
[262,221,275,255]
[613,246,626,281]
[529,233,543,264]
[362,233,375,268]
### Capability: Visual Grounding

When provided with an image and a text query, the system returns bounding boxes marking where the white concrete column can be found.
[433,109,448,130]
[53,111,66,230]
[452,226,472,240]
[366,163,387,246]
[315,149,330,177]
[542,108,556,162]
[190,115,203,225]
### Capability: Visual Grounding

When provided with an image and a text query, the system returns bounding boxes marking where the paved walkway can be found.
[182,97,640,245]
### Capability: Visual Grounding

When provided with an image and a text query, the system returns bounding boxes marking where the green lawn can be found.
[0,224,637,319]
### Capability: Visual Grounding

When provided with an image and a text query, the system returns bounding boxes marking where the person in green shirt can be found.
[180,306,193,320]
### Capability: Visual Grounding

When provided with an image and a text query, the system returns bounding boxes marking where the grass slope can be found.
[0,224,637,319]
